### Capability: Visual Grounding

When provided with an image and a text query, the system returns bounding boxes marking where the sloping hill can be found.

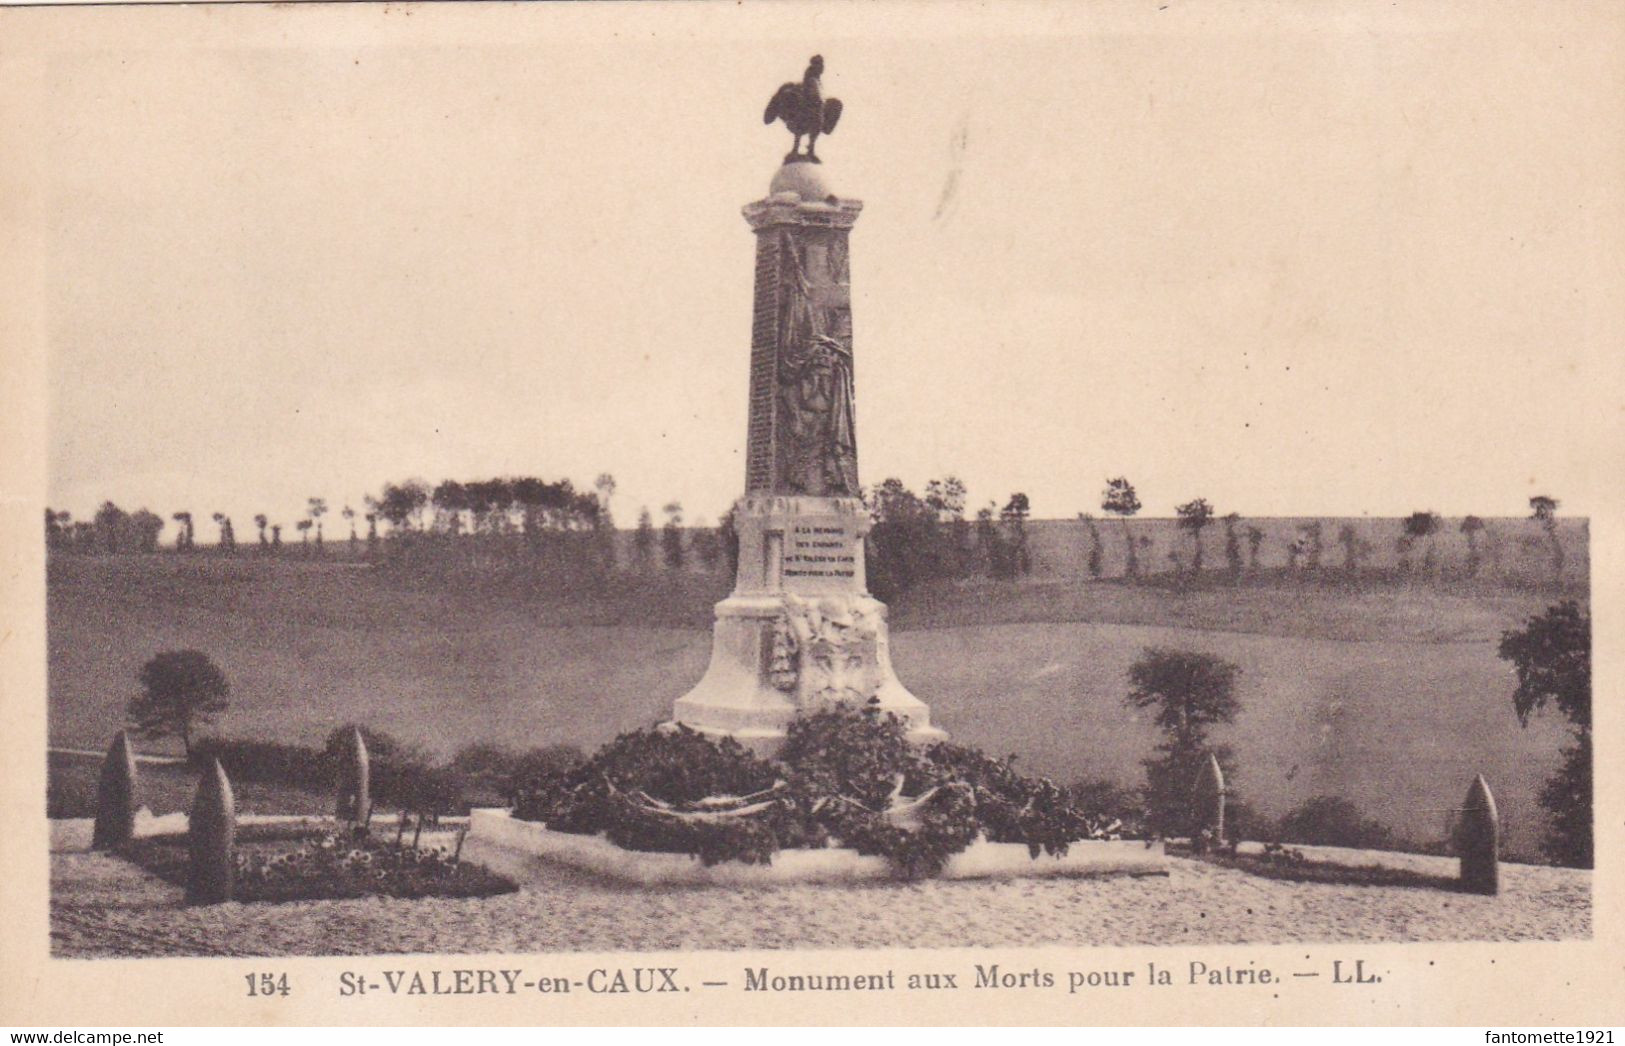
[47,555,1578,857]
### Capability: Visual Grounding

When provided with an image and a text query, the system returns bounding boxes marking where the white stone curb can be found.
[465,807,1167,887]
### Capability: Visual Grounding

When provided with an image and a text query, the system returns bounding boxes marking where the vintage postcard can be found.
[1,0,1621,1028]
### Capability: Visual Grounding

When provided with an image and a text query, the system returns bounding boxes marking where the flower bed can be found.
[511,702,1144,880]
[119,822,518,902]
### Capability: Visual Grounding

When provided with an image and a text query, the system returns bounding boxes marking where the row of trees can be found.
[45,473,622,557]
[46,477,1573,595]
[372,474,616,536]
[46,500,365,555]
[1083,477,1570,584]
[631,502,732,572]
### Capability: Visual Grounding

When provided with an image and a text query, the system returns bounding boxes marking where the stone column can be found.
[671,163,943,749]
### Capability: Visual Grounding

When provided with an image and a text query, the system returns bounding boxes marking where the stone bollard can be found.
[187,758,236,905]
[91,731,139,850]
[336,727,370,828]
[1192,753,1226,853]
[1458,774,1499,896]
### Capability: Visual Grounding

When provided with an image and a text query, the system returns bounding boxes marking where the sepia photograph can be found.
[2,0,1621,1028]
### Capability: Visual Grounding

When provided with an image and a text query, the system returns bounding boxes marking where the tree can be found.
[661,502,686,569]
[869,479,920,587]
[433,480,466,535]
[463,478,511,535]
[720,506,739,579]
[1079,513,1104,579]
[1174,498,1214,576]
[926,476,971,576]
[342,505,357,546]
[1298,520,1324,572]
[633,507,655,568]
[1400,511,1441,576]
[94,501,132,553]
[271,524,282,548]
[307,497,327,548]
[296,519,312,548]
[376,480,430,533]
[999,493,1032,576]
[129,509,164,553]
[924,476,967,519]
[593,474,617,528]
[1529,495,1564,583]
[48,509,78,550]
[1245,525,1264,574]
[212,513,235,552]
[591,475,618,572]
[866,477,963,598]
[127,650,230,756]
[1498,601,1591,866]
[973,503,1001,578]
[1337,523,1360,577]
[692,525,721,570]
[254,514,269,548]
[1460,515,1486,577]
[1222,513,1244,580]
[171,511,194,551]
[1125,647,1242,837]
[1101,477,1142,579]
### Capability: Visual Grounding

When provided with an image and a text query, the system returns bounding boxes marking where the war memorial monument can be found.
[671,55,944,750]
[460,57,1163,884]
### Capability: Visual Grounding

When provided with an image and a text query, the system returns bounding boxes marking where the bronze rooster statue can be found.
[764,55,843,164]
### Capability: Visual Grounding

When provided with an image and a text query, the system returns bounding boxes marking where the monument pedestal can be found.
[669,163,943,750]
[672,495,942,747]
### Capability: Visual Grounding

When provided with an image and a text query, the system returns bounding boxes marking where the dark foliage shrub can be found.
[1272,796,1395,850]
[189,726,471,817]
[450,742,585,802]
[1539,737,1592,868]
[511,726,777,843]
[1499,601,1592,867]
[779,701,929,807]
[191,737,330,791]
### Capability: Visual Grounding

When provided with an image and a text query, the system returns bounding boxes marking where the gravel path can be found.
[51,840,1589,958]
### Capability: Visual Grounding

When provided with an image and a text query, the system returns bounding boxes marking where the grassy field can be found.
[46,553,1579,858]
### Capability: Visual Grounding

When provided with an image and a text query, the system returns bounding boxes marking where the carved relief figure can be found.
[777,234,859,496]
[779,334,858,496]
[768,596,881,707]
[825,237,850,285]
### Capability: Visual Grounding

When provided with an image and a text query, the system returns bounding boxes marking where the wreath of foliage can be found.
[512,702,1137,879]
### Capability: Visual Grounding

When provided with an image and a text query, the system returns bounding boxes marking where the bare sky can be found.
[35,3,1625,534]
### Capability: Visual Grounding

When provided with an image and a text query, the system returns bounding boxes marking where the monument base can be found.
[668,494,944,751]
[670,592,944,751]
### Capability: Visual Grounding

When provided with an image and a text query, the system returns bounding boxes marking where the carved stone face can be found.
[798,634,879,708]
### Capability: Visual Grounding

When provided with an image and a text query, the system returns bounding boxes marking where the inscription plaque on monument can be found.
[670,59,941,746]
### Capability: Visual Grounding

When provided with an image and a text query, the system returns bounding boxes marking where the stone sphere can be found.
[769,162,838,203]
